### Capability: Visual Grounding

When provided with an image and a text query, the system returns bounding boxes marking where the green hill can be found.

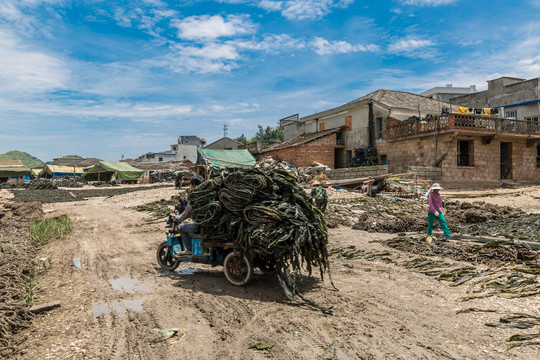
[0,150,46,169]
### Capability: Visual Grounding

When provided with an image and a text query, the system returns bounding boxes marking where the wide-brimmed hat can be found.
[430,183,443,190]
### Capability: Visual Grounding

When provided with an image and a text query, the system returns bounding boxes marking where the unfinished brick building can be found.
[258,128,341,168]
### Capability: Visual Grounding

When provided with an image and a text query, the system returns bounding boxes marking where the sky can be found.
[1,0,539,162]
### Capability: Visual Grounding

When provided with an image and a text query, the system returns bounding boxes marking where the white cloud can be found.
[172,14,256,41]
[0,28,69,94]
[258,0,354,20]
[400,0,459,6]
[311,37,378,55]
[233,34,306,52]
[387,37,435,56]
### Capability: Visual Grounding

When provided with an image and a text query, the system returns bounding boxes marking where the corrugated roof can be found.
[260,127,341,153]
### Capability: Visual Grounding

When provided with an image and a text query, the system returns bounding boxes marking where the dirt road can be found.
[15,187,540,359]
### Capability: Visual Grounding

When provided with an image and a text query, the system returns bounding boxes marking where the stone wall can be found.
[260,133,337,168]
[408,166,442,180]
[325,165,389,180]
[386,133,540,185]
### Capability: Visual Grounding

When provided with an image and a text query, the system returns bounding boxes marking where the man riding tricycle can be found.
[156,175,276,286]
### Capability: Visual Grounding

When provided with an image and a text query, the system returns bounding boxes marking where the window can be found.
[537,145,540,168]
[183,156,186,160]
[345,116,352,131]
[505,110,517,118]
[319,123,325,131]
[376,117,383,139]
[158,157,163,162]
[457,140,473,166]
[525,116,539,122]
[346,150,352,166]
[380,155,387,165]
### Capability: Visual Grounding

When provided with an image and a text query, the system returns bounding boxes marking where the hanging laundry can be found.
[474,108,482,115]
[458,107,468,115]
[441,107,450,115]
[481,108,490,116]
[491,108,499,115]
[468,107,473,113]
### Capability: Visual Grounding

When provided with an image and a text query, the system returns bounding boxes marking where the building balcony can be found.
[387,113,540,140]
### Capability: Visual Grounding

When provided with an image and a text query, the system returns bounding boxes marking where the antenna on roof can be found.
[223,124,228,137]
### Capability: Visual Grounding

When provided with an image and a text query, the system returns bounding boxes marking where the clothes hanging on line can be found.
[458,107,468,115]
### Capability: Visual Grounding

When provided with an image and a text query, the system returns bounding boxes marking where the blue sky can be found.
[1,0,539,161]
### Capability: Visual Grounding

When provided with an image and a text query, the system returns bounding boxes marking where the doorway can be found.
[500,142,512,179]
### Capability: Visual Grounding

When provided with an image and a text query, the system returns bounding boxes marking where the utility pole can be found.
[223,124,228,137]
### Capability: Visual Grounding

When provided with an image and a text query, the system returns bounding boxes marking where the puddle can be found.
[73,258,82,269]
[92,304,111,318]
[108,277,149,294]
[111,301,126,318]
[123,299,144,312]
[92,300,144,319]
[177,268,199,275]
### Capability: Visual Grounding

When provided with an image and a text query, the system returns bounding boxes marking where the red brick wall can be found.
[262,133,337,168]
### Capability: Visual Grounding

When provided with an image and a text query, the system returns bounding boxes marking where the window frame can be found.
[457,139,474,167]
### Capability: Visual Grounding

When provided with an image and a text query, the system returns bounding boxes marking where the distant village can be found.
[2,75,540,187]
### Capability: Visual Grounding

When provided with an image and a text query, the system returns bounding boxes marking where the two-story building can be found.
[138,135,205,164]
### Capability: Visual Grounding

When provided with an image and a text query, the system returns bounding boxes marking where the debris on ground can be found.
[133,197,179,219]
[0,177,84,190]
[6,185,172,203]
[248,343,275,350]
[0,201,44,357]
[189,169,331,312]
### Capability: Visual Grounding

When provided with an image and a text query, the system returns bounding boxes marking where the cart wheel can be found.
[257,255,277,275]
[223,252,253,286]
[156,241,180,271]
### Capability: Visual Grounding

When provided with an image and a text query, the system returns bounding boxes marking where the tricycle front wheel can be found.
[156,241,180,271]
[223,252,253,286]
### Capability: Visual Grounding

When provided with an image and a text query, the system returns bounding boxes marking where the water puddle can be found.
[111,301,126,318]
[92,304,111,318]
[108,277,149,294]
[92,299,144,319]
[123,299,144,312]
[177,268,199,275]
[73,258,82,269]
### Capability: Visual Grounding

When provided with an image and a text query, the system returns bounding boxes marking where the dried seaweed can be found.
[188,169,332,312]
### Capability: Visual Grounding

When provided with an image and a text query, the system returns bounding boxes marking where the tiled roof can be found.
[260,127,341,153]
[351,89,453,112]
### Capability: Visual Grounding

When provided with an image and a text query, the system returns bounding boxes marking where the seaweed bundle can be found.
[188,169,332,312]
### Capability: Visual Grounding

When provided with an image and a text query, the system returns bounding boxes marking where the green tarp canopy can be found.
[83,161,144,181]
[0,160,31,178]
[197,148,256,175]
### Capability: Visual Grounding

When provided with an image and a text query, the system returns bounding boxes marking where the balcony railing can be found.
[387,114,540,140]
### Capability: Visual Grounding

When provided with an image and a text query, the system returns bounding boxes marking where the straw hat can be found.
[430,183,443,190]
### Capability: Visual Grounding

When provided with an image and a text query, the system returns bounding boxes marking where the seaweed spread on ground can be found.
[330,236,540,301]
[0,201,44,357]
[188,169,332,312]
[327,196,525,237]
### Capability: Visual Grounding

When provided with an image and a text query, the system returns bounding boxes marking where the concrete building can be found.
[420,84,477,102]
[279,90,452,168]
[450,76,540,121]
[138,135,205,164]
[205,137,243,150]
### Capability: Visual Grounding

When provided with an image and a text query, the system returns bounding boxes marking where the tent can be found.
[197,148,256,176]
[0,160,31,181]
[31,169,42,178]
[83,161,144,181]
[40,164,85,178]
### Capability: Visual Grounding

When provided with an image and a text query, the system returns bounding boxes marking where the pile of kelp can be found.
[458,214,540,242]
[188,169,331,311]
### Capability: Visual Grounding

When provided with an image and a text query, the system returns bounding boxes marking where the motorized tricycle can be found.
[156,219,276,286]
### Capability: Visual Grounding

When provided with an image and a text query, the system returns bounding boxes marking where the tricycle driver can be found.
[170,175,203,256]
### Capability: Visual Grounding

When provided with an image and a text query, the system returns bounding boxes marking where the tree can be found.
[251,125,284,143]
[234,133,248,144]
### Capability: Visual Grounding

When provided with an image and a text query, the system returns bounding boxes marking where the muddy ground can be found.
[4,185,540,359]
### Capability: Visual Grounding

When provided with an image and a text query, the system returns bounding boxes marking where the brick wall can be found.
[408,166,442,180]
[262,133,337,168]
[325,165,389,180]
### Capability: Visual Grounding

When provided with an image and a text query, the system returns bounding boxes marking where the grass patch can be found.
[29,216,73,244]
